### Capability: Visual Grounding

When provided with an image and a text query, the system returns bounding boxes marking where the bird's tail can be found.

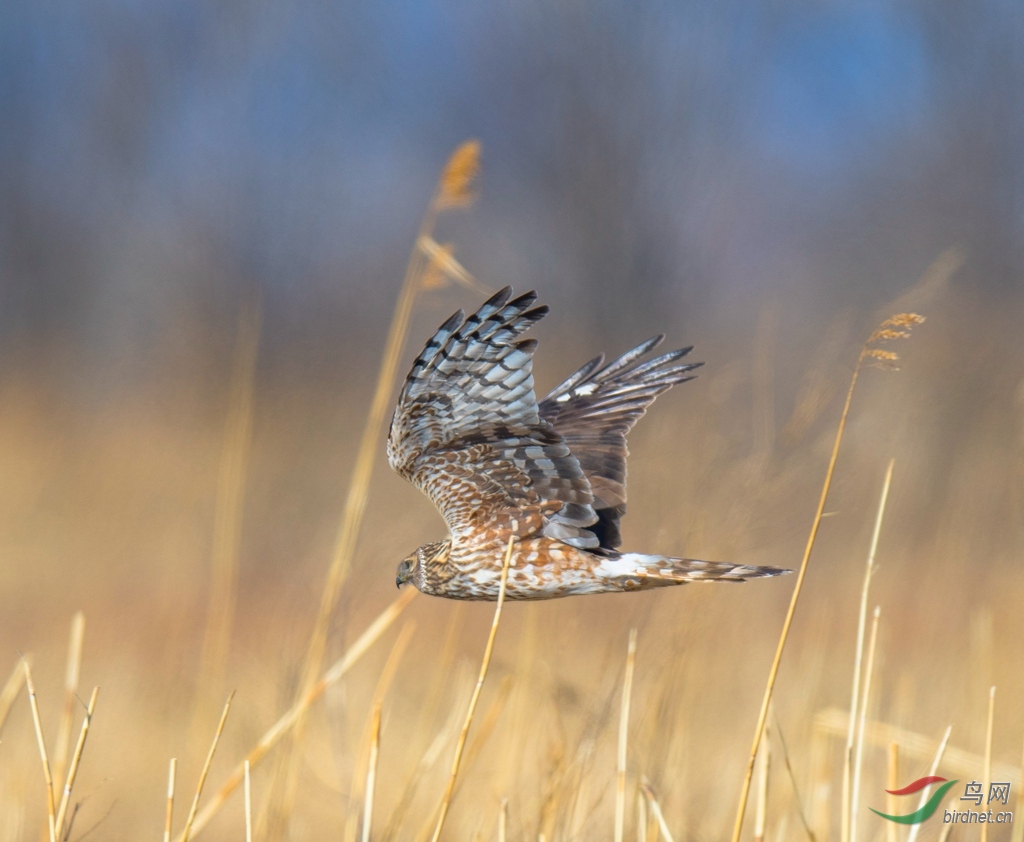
[599,552,789,589]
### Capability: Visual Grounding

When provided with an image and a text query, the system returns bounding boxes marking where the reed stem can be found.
[981,686,995,842]
[906,725,952,842]
[244,760,253,842]
[731,313,924,842]
[753,716,770,842]
[429,536,514,842]
[850,606,881,842]
[24,658,56,842]
[173,588,415,842]
[165,758,177,842]
[54,686,98,841]
[641,780,676,842]
[361,705,382,842]
[842,460,893,842]
[54,612,85,790]
[181,692,235,842]
[614,629,638,842]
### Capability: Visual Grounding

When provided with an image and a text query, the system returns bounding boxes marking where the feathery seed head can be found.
[435,140,481,209]
[863,312,926,368]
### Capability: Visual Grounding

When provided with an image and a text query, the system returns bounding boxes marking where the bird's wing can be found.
[539,338,701,549]
[388,287,599,548]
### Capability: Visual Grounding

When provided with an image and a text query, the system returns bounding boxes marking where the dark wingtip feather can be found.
[642,334,666,352]
[483,286,514,308]
[439,309,465,332]
[508,289,539,310]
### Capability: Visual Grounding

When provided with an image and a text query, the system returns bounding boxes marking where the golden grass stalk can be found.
[24,658,56,842]
[428,535,514,842]
[181,692,235,842]
[53,685,97,841]
[850,606,881,842]
[808,725,833,840]
[297,139,479,684]
[361,704,382,842]
[197,301,260,709]
[418,236,483,292]
[637,789,648,842]
[0,657,27,737]
[499,797,508,842]
[275,139,481,827]
[981,686,995,842]
[816,710,1021,784]
[766,712,814,842]
[730,315,924,842]
[176,588,415,842]
[905,725,952,842]
[1011,736,1024,842]
[344,621,417,842]
[886,743,898,842]
[640,780,676,842]
[614,629,638,842]
[165,758,177,842]
[244,760,252,842]
[842,460,893,842]
[753,716,770,842]
[381,679,469,842]
[566,740,597,839]
[403,671,516,835]
[382,607,469,834]
[53,612,85,789]
[465,675,515,766]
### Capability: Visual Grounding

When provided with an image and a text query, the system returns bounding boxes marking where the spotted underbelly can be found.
[427,541,616,601]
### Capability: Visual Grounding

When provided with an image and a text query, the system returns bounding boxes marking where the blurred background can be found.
[0,0,1022,839]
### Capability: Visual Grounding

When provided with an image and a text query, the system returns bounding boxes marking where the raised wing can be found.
[387,287,599,547]
[539,338,701,549]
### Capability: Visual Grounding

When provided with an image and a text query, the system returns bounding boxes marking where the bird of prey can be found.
[388,287,787,600]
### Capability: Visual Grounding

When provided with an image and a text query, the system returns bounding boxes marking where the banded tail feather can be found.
[597,553,788,589]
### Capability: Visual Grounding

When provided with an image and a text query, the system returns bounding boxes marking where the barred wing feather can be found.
[387,287,599,547]
[539,337,702,549]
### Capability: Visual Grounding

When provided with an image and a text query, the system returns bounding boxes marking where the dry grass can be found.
[0,147,1020,842]
[841,459,893,842]
[429,536,514,842]
[164,758,176,842]
[196,302,261,716]
[23,659,56,842]
[615,629,638,842]
[730,314,926,842]
[180,692,234,842]
[270,140,485,832]
[53,685,97,841]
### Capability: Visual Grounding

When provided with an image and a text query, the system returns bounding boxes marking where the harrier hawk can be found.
[388,288,787,600]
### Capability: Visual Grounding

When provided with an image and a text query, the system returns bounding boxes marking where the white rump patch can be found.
[597,553,657,578]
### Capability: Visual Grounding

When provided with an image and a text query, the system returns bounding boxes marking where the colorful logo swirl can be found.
[870,776,959,825]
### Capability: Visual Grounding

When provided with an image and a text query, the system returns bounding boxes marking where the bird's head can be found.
[396,539,452,591]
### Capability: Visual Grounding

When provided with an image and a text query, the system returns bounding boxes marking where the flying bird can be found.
[388,287,787,600]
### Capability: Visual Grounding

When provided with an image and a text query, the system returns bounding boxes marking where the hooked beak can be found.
[396,557,414,589]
